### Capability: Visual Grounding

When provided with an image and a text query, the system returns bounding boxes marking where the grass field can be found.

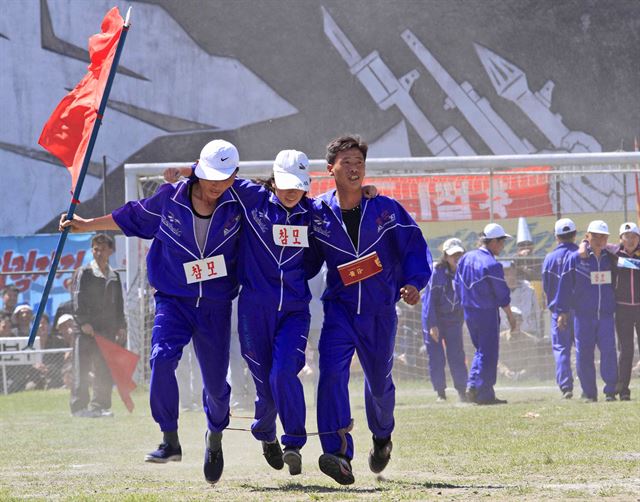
[1,380,639,501]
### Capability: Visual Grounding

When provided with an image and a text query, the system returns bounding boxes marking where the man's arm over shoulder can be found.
[112,182,175,239]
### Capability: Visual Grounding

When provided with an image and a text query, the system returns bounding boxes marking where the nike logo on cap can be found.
[221,156,229,162]
[299,164,306,170]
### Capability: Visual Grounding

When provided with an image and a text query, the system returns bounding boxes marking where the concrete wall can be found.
[1,0,638,234]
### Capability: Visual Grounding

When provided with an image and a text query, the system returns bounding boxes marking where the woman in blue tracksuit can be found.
[60,139,242,485]
[170,149,314,475]
[422,238,468,402]
[231,150,314,476]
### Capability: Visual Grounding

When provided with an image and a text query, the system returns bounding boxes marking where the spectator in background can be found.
[12,304,33,337]
[455,223,516,405]
[421,238,468,402]
[501,263,542,338]
[0,312,14,336]
[557,220,617,402]
[1,285,19,319]
[70,233,126,418]
[54,313,77,389]
[542,218,578,399]
[36,313,74,389]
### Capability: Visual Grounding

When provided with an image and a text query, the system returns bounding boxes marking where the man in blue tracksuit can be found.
[455,223,516,405]
[307,135,432,485]
[556,220,618,402]
[60,139,242,484]
[421,238,468,402]
[542,218,578,399]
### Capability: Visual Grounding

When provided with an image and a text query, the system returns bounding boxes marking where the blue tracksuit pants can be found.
[464,307,500,402]
[425,321,468,394]
[574,314,617,399]
[550,311,574,393]
[238,296,310,448]
[317,301,397,460]
[149,293,231,433]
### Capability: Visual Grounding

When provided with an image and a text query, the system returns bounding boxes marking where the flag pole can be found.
[26,8,132,348]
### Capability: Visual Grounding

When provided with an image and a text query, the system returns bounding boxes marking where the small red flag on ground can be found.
[94,334,140,413]
[38,7,124,190]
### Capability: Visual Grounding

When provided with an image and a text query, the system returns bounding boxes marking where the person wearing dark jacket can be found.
[70,233,126,417]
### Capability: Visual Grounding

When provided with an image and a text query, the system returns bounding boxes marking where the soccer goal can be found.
[123,152,640,385]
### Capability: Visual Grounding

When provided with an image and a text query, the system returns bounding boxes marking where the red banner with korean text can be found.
[309,167,552,222]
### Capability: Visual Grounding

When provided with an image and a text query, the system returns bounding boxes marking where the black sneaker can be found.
[318,453,354,485]
[283,446,302,475]
[605,394,617,402]
[457,390,468,403]
[262,440,284,470]
[368,435,393,473]
[436,390,446,401]
[145,442,182,463]
[619,393,631,401]
[561,390,573,399]
[204,431,224,484]
[466,387,478,403]
[477,397,508,405]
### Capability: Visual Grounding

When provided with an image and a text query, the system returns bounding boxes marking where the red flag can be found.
[94,334,140,413]
[38,8,124,190]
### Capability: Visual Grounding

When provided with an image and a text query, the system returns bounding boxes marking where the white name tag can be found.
[272,224,308,247]
[183,255,227,284]
[590,271,611,285]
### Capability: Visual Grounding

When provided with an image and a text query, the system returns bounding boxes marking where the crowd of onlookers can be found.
[0,285,76,393]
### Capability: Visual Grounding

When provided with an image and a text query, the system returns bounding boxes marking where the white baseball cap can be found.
[619,222,640,237]
[194,139,239,181]
[442,238,465,255]
[483,223,512,239]
[554,218,576,236]
[587,220,609,235]
[56,314,75,328]
[272,150,311,191]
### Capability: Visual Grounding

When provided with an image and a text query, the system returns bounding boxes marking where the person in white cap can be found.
[421,238,468,402]
[542,218,578,398]
[579,221,640,400]
[455,223,516,405]
[60,139,242,484]
[556,220,618,402]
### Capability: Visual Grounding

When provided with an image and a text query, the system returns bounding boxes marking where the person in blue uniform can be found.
[421,237,468,402]
[231,150,314,476]
[60,139,241,485]
[455,223,516,405]
[556,220,618,402]
[542,218,578,399]
[577,221,639,401]
[307,135,432,485]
